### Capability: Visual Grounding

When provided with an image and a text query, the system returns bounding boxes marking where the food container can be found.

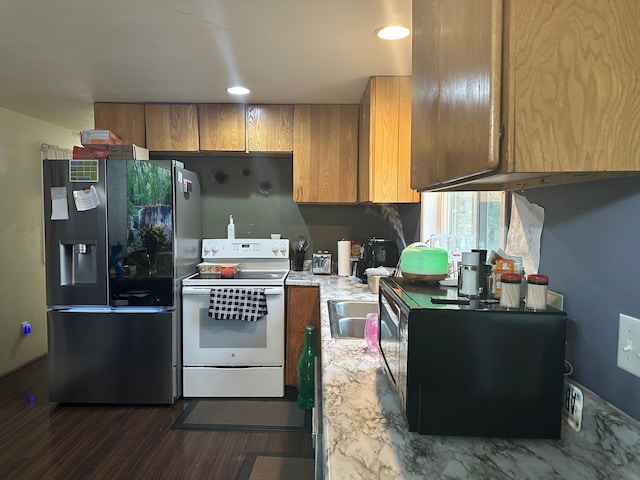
[492,258,516,299]
[526,274,549,310]
[197,262,241,278]
[72,146,110,159]
[500,272,522,308]
[108,144,149,160]
[219,265,236,278]
[80,129,123,146]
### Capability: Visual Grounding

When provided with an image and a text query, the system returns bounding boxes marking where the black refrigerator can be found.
[43,158,201,404]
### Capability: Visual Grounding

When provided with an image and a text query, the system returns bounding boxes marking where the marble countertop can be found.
[286,271,640,480]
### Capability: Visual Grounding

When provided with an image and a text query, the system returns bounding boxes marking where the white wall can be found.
[0,107,77,376]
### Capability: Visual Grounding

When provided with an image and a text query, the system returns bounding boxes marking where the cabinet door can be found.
[145,104,199,151]
[94,103,146,147]
[198,104,246,151]
[360,77,420,203]
[510,0,640,173]
[411,0,502,190]
[286,286,320,386]
[293,105,358,204]
[396,77,419,201]
[246,105,293,152]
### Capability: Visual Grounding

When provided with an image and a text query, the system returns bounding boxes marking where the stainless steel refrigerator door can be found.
[173,164,202,281]
[106,160,176,307]
[43,159,108,306]
[47,309,175,404]
[104,161,200,308]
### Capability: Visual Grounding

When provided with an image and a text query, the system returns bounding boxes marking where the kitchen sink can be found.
[327,300,393,339]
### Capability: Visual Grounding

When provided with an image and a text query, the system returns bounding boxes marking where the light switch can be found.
[617,313,640,378]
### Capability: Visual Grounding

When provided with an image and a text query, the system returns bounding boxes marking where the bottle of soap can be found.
[227,215,235,239]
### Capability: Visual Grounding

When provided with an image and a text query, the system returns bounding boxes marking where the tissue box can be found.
[368,275,382,294]
[108,144,149,160]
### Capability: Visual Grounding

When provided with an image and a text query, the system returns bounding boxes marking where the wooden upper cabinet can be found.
[412,0,640,191]
[359,76,420,203]
[246,105,293,152]
[198,104,246,152]
[93,103,146,147]
[293,104,359,204]
[144,104,199,152]
[412,0,500,191]
[198,104,292,153]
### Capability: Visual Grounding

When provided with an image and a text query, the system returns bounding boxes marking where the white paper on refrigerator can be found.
[50,186,69,220]
[72,185,100,211]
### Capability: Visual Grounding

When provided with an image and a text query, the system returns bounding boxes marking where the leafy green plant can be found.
[138,226,168,256]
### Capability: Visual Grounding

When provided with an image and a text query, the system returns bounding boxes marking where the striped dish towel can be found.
[208,288,268,321]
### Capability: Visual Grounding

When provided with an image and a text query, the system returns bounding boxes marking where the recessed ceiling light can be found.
[375,25,410,40]
[227,86,250,95]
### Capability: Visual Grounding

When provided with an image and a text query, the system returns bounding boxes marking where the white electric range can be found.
[181,238,290,397]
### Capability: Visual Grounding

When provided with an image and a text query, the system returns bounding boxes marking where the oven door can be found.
[380,288,401,387]
[182,285,284,366]
[379,284,408,420]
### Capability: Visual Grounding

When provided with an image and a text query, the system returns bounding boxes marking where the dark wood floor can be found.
[0,357,313,480]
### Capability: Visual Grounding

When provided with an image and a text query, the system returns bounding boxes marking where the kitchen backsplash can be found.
[179,156,420,259]
[525,175,640,421]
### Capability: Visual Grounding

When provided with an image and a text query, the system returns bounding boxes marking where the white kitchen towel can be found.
[208,288,268,321]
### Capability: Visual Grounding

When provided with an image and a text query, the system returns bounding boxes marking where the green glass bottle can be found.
[297,326,319,410]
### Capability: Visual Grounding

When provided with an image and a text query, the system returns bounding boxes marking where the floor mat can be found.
[236,452,314,480]
[171,389,311,432]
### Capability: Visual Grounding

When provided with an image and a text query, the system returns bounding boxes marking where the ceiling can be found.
[0,0,411,131]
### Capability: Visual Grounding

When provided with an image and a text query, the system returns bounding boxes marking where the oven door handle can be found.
[182,286,283,296]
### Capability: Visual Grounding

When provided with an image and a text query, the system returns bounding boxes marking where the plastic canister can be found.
[499,272,522,309]
[526,274,549,310]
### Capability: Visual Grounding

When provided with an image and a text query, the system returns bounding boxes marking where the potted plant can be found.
[138,225,167,274]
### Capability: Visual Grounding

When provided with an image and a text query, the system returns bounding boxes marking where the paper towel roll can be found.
[337,240,351,276]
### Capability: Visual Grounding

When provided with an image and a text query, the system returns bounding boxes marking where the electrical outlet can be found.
[617,314,640,378]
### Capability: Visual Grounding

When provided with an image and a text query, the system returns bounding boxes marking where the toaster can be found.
[312,251,332,275]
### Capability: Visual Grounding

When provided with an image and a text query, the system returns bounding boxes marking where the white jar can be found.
[499,273,522,309]
[526,274,549,310]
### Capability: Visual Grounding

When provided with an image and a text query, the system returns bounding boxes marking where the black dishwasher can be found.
[378,276,567,439]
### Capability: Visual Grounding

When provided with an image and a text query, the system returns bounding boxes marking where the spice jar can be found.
[500,273,522,309]
[526,274,549,310]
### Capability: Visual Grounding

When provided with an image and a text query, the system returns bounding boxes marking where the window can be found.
[421,191,507,255]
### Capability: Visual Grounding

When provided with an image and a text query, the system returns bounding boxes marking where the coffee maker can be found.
[355,238,400,282]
